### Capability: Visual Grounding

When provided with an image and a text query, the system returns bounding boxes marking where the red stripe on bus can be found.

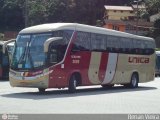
[98,53,109,82]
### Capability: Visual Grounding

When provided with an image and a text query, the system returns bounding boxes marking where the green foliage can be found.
[47,0,69,23]
[0,0,25,31]
[144,0,160,47]
[27,0,48,26]
[153,19,160,36]
[145,0,160,15]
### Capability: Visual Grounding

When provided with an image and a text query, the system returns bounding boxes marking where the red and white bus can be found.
[9,23,155,92]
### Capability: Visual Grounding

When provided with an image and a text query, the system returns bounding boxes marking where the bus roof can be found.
[20,23,154,41]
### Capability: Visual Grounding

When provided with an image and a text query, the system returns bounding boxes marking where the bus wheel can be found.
[130,73,139,88]
[38,88,46,93]
[69,75,77,93]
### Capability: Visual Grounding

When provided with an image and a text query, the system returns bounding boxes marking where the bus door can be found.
[44,37,68,87]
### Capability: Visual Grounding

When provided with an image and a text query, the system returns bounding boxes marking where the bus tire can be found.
[38,88,46,93]
[130,73,139,88]
[69,75,77,93]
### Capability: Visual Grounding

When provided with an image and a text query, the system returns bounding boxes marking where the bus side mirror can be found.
[44,37,63,53]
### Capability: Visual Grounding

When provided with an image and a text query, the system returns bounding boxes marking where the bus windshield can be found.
[11,30,73,70]
[11,33,52,70]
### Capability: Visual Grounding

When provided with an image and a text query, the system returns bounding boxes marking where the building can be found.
[103,5,153,35]
[104,6,135,21]
[103,6,134,32]
[3,31,18,41]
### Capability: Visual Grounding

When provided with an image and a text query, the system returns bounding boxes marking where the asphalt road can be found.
[0,78,160,114]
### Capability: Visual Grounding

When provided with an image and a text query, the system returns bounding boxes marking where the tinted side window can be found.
[49,40,66,64]
[96,34,107,51]
[53,30,73,44]
[107,35,119,52]
[90,33,107,52]
[73,31,91,51]
[120,37,133,53]
[132,39,155,55]
[144,41,155,55]
[48,30,73,65]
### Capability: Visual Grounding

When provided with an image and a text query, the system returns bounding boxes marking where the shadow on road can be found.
[1,85,157,100]
[0,78,9,81]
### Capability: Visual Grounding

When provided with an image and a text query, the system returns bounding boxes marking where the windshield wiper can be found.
[17,47,27,64]
[27,46,34,69]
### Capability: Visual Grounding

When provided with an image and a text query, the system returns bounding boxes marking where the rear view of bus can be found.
[0,40,15,79]
[9,23,155,93]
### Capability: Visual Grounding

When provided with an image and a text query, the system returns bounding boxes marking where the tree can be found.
[144,0,160,47]
[145,0,160,15]
[153,19,160,36]
[26,0,48,26]
[47,0,69,23]
[153,19,160,47]
[0,0,24,31]
[0,0,5,31]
